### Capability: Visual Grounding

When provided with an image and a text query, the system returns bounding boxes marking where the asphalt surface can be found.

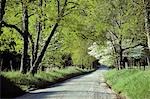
[16,67,117,99]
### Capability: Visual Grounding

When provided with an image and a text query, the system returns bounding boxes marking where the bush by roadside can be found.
[105,69,150,99]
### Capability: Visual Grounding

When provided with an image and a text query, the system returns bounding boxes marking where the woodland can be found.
[0,0,150,74]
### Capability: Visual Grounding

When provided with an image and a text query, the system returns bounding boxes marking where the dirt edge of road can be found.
[105,82,126,99]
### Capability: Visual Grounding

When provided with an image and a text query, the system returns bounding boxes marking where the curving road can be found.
[16,67,117,99]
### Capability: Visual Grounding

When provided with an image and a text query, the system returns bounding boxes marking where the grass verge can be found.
[105,69,150,99]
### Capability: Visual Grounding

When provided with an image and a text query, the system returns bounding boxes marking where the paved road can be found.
[16,67,117,99]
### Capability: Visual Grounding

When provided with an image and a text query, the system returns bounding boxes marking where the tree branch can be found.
[2,21,23,36]
[63,5,76,17]
[56,0,60,15]
[122,43,145,51]
[57,0,68,22]
[2,21,34,48]
[108,30,119,39]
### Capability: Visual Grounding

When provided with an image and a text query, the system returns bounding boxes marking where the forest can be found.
[0,0,150,98]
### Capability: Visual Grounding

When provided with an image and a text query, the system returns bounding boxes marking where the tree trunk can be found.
[0,59,3,71]
[20,1,29,74]
[147,33,150,50]
[29,23,59,75]
[119,50,123,69]
[147,56,150,66]
[33,22,41,62]
[0,0,6,34]
[10,60,13,72]
[118,35,123,70]
[109,36,118,68]
[32,0,43,64]
[144,0,150,50]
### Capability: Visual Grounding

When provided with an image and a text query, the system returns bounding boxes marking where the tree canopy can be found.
[0,0,150,74]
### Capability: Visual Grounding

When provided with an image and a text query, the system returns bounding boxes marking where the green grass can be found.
[105,69,150,99]
[1,67,93,91]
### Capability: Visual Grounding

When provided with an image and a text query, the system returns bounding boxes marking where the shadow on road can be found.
[16,90,116,99]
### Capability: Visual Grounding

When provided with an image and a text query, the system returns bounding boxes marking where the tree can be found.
[1,0,34,73]
[88,0,148,69]
[20,0,30,73]
[144,0,150,50]
[31,0,43,66]
[29,0,78,75]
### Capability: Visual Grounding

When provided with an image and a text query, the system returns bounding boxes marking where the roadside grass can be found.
[1,67,93,91]
[105,69,150,99]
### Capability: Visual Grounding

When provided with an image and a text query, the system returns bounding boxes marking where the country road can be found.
[16,67,118,99]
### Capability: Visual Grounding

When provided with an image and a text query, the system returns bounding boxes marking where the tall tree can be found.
[29,0,69,75]
[144,0,150,50]
[20,0,29,73]
[32,0,43,65]
[1,0,34,73]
